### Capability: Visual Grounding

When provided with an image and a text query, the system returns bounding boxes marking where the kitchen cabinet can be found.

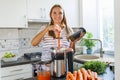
[27,0,50,23]
[28,19,50,23]
[27,0,80,26]
[0,0,27,28]
[1,64,32,80]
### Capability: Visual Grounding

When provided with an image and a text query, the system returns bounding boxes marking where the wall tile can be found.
[0,39,19,51]
[0,23,47,57]
[19,38,31,48]
[0,29,18,39]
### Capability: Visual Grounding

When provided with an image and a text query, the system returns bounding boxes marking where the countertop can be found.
[98,66,114,80]
[74,53,114,64]
[25,77,66,80]
[1,54,114,80]
[25,67,114,80]
[1,56,52,67]
[74,54,115,80]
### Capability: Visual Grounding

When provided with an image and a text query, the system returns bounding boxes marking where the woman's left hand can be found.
[74,32,85,42]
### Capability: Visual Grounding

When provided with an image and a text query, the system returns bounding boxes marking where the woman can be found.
[31,4,86,73]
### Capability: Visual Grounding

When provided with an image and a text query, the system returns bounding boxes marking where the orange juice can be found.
[37,71,51,80]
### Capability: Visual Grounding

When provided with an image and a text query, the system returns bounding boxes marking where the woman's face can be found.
[51,7,64,25]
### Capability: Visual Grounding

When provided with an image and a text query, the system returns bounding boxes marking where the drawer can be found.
[2,72,32,80]
[1,64,32,77]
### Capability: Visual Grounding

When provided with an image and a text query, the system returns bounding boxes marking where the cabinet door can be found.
[1,64,32,80]
[27,0,57,22]
[1,73,32,80]
[28,0,40,20]
[0,0,27,28]
[27,0,80,26]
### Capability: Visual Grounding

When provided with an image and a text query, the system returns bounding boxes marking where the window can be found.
[82,0,114,53]
[98,0,114,51]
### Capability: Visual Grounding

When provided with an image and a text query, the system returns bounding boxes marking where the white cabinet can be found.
[1,64,32,80]
[27,0,49,20]
[27,0,80,26]
[27,0,51,23]
[0,0,27,28]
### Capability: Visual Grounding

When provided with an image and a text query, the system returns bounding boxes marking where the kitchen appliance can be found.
[68,27,86,41]
[50,48,68,79]
[24,52,42,77]
[24,52,42,60]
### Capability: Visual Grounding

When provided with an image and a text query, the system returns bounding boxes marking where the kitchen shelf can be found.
[28,19,50,23]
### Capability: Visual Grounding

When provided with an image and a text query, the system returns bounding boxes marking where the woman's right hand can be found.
[48,25,61,33]
[48,25,54,31]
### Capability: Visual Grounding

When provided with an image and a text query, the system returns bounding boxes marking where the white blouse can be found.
[38,25,73,60]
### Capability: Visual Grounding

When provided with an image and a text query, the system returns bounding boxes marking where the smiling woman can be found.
[31,4,86,76]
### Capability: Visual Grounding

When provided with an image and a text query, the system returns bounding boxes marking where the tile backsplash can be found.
[0,23,47,57]
[0,23,81,58]
[0,39,19,51]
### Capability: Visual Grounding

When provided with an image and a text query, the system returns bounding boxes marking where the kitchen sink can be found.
[74,54,99,62]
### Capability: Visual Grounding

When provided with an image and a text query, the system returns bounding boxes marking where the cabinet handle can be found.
[24,15,28,27]
[15,78,24,80]
[10,69,23,72]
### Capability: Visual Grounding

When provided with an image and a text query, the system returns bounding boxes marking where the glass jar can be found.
[37,62,51,80]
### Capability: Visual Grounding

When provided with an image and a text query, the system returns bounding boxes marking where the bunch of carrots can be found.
[66,68,98,80]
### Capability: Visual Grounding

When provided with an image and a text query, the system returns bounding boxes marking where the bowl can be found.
[2,56,18,62]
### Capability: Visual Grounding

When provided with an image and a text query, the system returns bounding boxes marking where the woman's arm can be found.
[70,41,75,52]
[31,26,49,46]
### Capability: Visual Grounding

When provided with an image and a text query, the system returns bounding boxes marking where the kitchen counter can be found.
[25,77,66,80]
[73,54,115,80]
[99,67,114,80]
[25,67,114,80]
[1,54,114,80]
[1,56,51,67]
[74,53,114,64]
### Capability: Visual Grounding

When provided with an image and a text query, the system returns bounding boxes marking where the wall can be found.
[0,29,19,57]
[114,0,120,79]
[0,23,46,58]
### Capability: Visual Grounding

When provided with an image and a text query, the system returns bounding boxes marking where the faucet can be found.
[86,39,104,58]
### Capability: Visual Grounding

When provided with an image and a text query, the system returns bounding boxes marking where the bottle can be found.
[68,27,86,41]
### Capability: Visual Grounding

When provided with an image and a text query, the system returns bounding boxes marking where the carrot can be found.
[87,69,93,80]
[87,69,96,80]
[73,71,77,80]
[91,71,95,80]
[87,69,92,75]
[93,72,98,80]
[86,71,92,80]
[77,70,83,80]
[80,68,87,80]
[66,71,75,80]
